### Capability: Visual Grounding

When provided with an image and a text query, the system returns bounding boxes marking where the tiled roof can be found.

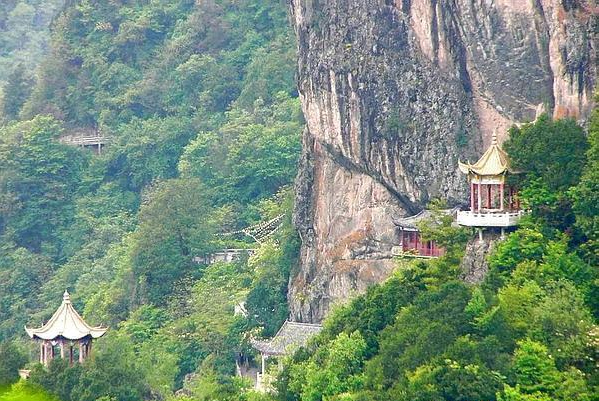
[458,132,510,176]
[394,208,459,230]
[25,291,107,341]
[251,321,323,356]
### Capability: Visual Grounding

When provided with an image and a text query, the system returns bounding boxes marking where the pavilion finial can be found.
[63,290,71,303]
[491,129,498,145]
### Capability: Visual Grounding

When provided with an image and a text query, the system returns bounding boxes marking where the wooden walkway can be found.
[193,249,256,265]
[60,135,111,154]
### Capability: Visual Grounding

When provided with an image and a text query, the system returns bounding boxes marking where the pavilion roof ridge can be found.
[458,131,511,176]
[25,290,107,341]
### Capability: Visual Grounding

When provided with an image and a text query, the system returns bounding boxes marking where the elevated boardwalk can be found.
[193,249,256,265]
[60,133,110,154]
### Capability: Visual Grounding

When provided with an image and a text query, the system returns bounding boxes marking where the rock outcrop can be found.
[289,0,597,322]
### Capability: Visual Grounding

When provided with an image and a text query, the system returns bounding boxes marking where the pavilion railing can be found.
[457,210,525,227]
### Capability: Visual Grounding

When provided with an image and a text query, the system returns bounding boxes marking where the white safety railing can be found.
[457,210,525,227]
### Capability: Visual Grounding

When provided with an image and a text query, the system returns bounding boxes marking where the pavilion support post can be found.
[69,345,74,366]
[261,354,266,375]
[478,228,484,243]
[46,342,53,366]
[79,342,84,363]
[477,182,482,212]
[470,182,475,211]
[415,233,419,255]
[60,340,65,359]
[500,183,505,211]
[39,342,44,365]
[487,184,492,208]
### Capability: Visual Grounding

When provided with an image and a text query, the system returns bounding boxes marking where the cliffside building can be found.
[25,291,107,366]
[457,132,524,238]
[251,321,323,392]
[394,209,458,258]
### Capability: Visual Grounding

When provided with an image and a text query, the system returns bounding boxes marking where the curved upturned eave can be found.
[24,292,108,341]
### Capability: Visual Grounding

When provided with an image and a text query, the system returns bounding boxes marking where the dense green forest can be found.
[0,1,597,401]
[0,0,301,399]
[0,0,65,122]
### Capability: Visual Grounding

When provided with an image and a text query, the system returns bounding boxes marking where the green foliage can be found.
[510,340,560,395]
[570,93,599,264]
[0,342,27,387]
[288,332,367,401]
[29,336,147,401]
[504,114,588,190]
[504,115,588,231]
[179,94,303,205]
[131,178,220,305]
[0,381,58,401]
[0,116,87,255]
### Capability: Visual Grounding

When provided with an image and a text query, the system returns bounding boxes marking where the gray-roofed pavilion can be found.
[251,320,323,392]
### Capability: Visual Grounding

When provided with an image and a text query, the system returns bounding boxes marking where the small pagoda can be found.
[25,291,107,366]
[251,321,323,392]
[457,132,523,238]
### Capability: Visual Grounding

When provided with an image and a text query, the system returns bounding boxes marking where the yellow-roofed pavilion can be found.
[456,132,523,231]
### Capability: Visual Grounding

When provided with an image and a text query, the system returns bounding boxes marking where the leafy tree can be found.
[289,332,367,401]
[0,341,27,388]
[570,93,599,263]
[0,66,33,121]
[0,247,54,340]
[70,335,147,401]
[130,178,220,305]
[0,116,87,255]
[365,282,471,389]
[504,114,588,191]
[510,340,560,395]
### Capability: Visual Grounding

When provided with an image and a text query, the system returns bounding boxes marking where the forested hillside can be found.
[0,0,64,122]
[0,0,302,399]
[0,1,597,401]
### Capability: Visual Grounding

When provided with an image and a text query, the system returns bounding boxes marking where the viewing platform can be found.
[192,249,256,265]
[60,133,111,154]
[456,210,525,227]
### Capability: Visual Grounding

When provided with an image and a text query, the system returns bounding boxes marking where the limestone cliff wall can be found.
[289,0,597,322]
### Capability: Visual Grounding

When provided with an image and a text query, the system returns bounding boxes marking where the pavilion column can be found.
[46,342,53,366]
[261,354,266,375]
[470,182,475,211]
[500,183,505,211]
[477,182,482,212]
[487,184,492,208]
[415,233,419,254]
[79,342,84,363]
[39,342,44,365]
[69,344,74,366]
[60,340,65,359]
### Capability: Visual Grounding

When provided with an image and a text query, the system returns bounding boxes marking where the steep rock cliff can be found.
[289,0,597,322]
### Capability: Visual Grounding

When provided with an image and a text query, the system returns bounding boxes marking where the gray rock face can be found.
[460,232,500,284]
[289,0,597,322]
